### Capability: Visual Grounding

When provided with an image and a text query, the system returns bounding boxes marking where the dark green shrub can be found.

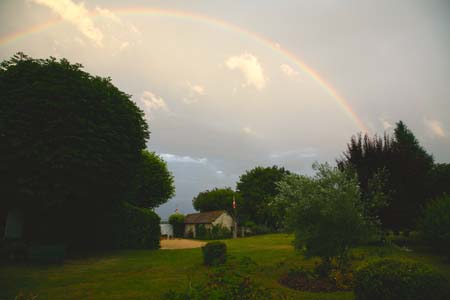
[112,202,160,249]
[354,258,449,300]
[196,224,207,239]
[28,244,65,263]
[169,213,185,237]
[202,241,227,266]
[419,194,450,259]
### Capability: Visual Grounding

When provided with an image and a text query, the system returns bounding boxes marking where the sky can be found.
[1,0,449,219]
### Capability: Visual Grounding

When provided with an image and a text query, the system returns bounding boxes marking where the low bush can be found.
[419,194,450,260]
[112,201,160,249]
[354,258,449,300]
[202,241,227,266]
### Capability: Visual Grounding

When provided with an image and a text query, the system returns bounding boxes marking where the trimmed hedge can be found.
[202,241,227,266]
[354,258,449,300]
[112,202,160,249]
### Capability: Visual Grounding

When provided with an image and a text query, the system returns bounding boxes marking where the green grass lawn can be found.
[1,234,449,300]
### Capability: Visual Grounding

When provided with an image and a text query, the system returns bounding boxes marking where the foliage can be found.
[169,213,185,238]
[0,53,149,249]
[193,187,237,216]
[242,221,271,236]
[419,194,450,259]
[112,202,160,249]
[202,241,227,266]
[128,150,175,209]
[164,265,273,300]
[354,258,449,300]
[196,224,232,240]
[428,163,450,199]
[277,163,375,272]
[338,121,434,230]
[236,166,290,229]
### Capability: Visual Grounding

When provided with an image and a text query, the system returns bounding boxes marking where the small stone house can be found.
[184,210,233,238]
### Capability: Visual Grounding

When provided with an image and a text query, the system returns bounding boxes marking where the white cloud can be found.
[379,117,393,130]
[159,153,208,164]
[140,91,169,113]
[226,53,266,90]
[424,118,446,138]
[183,82,206,104]
[242,126,256,136]
[270,148,318,159]
[95,7,121,23]
[280,64,299,77]
[32,0,104,46]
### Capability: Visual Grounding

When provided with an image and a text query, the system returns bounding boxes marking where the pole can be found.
[233,195,237,239]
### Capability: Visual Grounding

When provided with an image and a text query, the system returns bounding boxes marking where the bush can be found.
[169,213,185,237]
[112,202,160,249]
[419,194,450,259]
[354,258,449,300]
[202,241,227,266]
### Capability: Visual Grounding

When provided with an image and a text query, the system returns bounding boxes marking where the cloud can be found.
[32,0,104,46]
[424,118,446,138]
[270,148,318,159]
[140,91,169,114]
[242,126,257,136]
[379,117,394,130]
[183,82,205,104]
[226,53,266,90]
[280,64,299,77]
[159,153,208,164]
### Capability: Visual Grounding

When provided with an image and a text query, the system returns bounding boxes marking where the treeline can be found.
[186,121,450,236]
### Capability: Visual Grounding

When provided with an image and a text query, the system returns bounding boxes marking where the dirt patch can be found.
[160,239,206,250]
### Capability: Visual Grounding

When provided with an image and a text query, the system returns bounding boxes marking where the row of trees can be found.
[0,53,175,250]
[190,121,450,238]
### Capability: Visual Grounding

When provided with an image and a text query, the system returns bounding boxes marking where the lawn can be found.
[1,234,449,300]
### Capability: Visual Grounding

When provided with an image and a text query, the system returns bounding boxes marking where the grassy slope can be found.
[1,234,449,300]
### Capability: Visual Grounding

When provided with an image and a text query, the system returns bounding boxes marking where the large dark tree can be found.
[428,163,450,199]
[236,166,290,229]
[0,53,149,248]
[192,187,237,216]
[338,121,434,231]
[129,150,175,209]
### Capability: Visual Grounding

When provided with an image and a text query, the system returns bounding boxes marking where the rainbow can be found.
[0,7,368,133]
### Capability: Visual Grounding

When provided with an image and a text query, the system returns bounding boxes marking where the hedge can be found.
[112,202,160,249]
[354,258,449,300]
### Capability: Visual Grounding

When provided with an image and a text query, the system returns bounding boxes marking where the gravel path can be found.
[160,238,206,250]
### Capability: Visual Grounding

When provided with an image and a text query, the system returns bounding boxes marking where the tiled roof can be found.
[184,210,226,224]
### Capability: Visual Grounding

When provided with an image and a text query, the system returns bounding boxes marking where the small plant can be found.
[15,291,38,300]
[354,258,449,300]
[202,241,227,266]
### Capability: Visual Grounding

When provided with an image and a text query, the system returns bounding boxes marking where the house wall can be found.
[212,213,233,230]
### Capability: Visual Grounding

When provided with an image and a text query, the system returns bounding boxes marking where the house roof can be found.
[184,210,227,224]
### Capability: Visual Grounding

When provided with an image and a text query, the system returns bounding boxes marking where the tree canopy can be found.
[192,187,237,216]
[0,53,151,248]
[338,121,434,231]
[236,165,290,229]
[129,150,175,209]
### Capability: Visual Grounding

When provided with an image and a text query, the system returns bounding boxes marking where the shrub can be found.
[419,194,450,260]
[354,258,449,300]
[202,241,227,266]
[169,213,185,237]
[276,163,375,274]
[112,202,160,249]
